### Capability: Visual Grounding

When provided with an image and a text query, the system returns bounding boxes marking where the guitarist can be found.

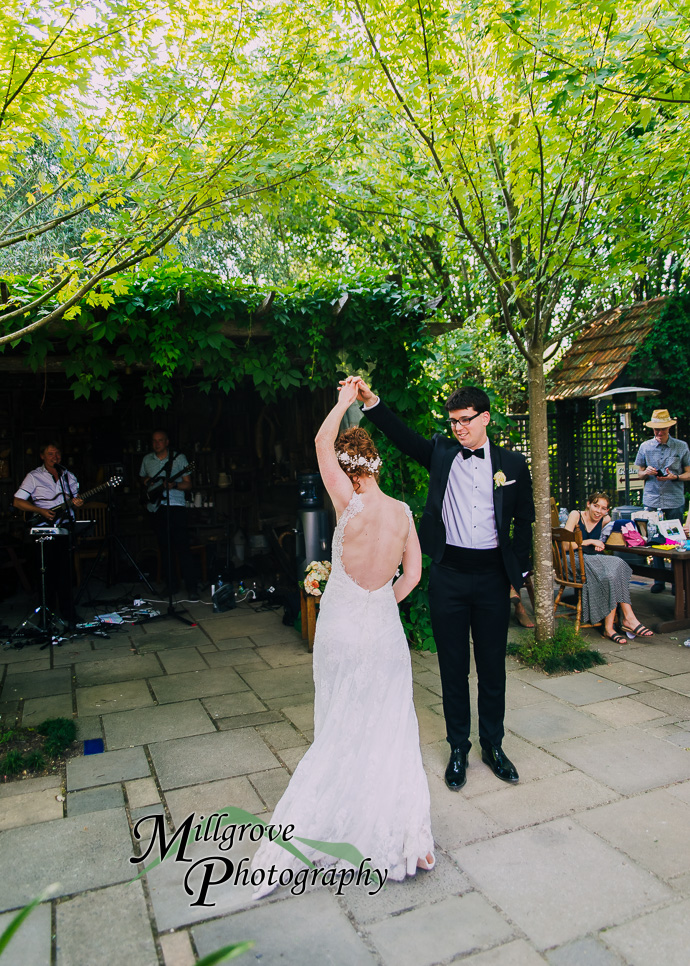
[139,429,198,600]
[13,441,84,623]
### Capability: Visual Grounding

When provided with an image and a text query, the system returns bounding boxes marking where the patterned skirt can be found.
[581,554,633,624]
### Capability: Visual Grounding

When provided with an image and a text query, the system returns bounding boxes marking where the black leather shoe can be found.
[481,746,519,783]
[650,583,665,594]
[445,748,468,790]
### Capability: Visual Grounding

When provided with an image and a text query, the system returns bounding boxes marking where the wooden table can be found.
[609,544,690,632]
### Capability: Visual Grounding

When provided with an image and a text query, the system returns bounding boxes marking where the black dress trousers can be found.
[428,547,511,753]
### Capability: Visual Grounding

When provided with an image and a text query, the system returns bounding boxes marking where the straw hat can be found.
[645,408,677,428]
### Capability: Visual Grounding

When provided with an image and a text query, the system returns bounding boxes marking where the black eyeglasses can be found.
[448,413,482,428]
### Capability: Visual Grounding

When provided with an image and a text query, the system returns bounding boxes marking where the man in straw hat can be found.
[635,409,690,593]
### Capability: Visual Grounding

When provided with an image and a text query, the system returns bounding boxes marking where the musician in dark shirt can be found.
[13,441,83,623]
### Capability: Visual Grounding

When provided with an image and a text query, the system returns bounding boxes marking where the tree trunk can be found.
[527,345,555,640]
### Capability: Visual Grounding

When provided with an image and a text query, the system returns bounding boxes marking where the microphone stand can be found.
[159,451,194,626]
[56,464,77,630]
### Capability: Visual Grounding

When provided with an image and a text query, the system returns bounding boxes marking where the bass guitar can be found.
[144,461,195,511]
[26,475,123,527]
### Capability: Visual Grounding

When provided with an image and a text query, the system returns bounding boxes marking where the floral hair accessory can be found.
[493,470,507,488]
[337,451,382,473]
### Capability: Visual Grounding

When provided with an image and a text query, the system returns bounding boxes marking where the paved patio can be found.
[1,578,689,966]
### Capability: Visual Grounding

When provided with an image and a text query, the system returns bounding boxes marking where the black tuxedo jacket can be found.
[365,400,535,590]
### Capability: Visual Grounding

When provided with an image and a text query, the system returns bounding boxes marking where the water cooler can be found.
[295,473,331,575]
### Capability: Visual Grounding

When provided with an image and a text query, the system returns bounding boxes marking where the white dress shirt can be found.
[443,449,498,549]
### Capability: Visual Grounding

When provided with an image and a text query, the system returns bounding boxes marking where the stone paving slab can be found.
[21,691,73,726]
[262,689,315,709]
[465,939,549,965]
[280,703,314,732]
[193,888,378,965]
[67,783,125,817]
[165,775,266,826]
[76,679,154,716]
[544,727,690,794]
[602,897,690,966]
[241,665,315,699]
[630,687,690,718]
[151,667,249,704]
[472,769,619,833]
[650,671,690,696]
[0,899,51,966]
[338,850,470,925]
[103,699,215,749]
[5,656,50,674]
[248,768,291,810]
[67,746,150,790]
[522,671,636,706]
[505,677,551,708]
[1,667,72,700]
[453,818,672,950]
[0,787,64,831]
[74,653,164,686]
[367,892,514,966]
[546,936,625,966]
[255,642,314,668]
[125,777,160,809]
[0,774,61,798]
[145,834,260,931]
[201,691,267,718]
[0,808,135,909]
[157,647,208,673]
[213,636,256,651]
[277,745,308,773]
[428,776,503,851]
[203,648,270,668]
[217,710,284,731]
[506,701,609,745]
[580,696,668,728]
[55,880,157,966]
[594,660,668,686]
[576,788,690,879]
[415,704,448,744]
[148,728,279,790]
[623,646,690,675]
[246,627,304,648]
[52,642,136,666]
[256,721,309,751]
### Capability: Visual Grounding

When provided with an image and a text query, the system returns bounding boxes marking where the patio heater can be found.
[591,387,660,506]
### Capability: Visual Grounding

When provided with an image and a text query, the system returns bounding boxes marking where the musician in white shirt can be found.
[13,441,83,623]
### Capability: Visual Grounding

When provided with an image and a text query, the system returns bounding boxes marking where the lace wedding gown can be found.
[251,492,434,898]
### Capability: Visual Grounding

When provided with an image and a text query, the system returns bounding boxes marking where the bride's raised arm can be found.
[314,379,360,515]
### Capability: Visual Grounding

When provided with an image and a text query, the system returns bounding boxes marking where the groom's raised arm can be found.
[363,398,434,471]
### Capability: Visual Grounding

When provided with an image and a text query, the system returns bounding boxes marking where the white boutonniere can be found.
[493,471,507,488]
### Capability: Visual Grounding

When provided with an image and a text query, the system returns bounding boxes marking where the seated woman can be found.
[564,492,653,644]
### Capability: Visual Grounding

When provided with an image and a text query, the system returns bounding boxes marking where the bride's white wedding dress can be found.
[251,491,434,898]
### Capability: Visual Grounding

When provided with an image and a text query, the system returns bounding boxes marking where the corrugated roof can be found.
[547,296,667,401]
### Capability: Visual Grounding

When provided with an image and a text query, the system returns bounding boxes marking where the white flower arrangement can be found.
[302,560,332,597]
[493,470,507,488]
[337,451,382,473]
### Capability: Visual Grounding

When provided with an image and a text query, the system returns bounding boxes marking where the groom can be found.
[353,379,534,789]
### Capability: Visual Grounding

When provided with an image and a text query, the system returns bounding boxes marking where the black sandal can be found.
[602,629,628,645]
[621,622,654,638]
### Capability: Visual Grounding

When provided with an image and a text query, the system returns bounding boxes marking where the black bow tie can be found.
[461,446,485,460]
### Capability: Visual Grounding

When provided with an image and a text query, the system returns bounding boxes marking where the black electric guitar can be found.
[144,461,195,511]
[26,475,123,527]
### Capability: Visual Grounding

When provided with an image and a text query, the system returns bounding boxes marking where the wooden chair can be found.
[74,503,109,585]
[551,526,601,632]
[550,497,560,528]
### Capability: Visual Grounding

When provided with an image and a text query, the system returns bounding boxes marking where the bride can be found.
[251,377,434,898]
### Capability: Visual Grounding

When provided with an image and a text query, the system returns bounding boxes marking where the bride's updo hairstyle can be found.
[335,427,382,487]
